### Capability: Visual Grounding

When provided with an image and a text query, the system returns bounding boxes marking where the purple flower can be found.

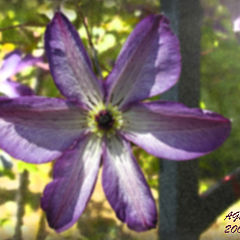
[0,50,42,97]
[221,0,240,32]
[0,12,231,232]
[233,17,240,32]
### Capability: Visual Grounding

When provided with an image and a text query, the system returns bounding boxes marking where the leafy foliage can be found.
[199,0,240,178]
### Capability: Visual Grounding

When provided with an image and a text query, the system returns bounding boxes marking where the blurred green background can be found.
[0,0,239,239]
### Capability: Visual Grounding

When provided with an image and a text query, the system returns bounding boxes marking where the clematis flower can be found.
[0,12,231,232]
[0,50,42,97]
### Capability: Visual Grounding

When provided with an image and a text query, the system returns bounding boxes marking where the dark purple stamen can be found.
[95,110,114,130]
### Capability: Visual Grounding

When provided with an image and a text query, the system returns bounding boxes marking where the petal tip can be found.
[127,213,158,232]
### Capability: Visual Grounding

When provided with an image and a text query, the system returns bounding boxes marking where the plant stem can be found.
[13,170,29,240]
[35,212,48,240]
[77,6,103,79]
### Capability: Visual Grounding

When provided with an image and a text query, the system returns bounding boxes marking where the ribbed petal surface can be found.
[45,12,103,108]
[102,135,157,231]
[106,14,181,109]
[0,97,87,163]
[41,135,102,232]
[122,101,231,160]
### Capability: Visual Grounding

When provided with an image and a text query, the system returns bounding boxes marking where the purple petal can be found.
[45,12,103,108]
[122,101,231,160]
[41,134,102,232]
[0,50,42,97]
[14,54,43,75]
[0,50,22,80]
[233,16,240,32]
[0,50,43,79]
[106,15,181,108]
[102,136,157,231]
[0,96,87,163]
[0,79,34,97]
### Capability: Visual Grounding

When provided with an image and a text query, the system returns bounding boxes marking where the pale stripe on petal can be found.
[45,12,103,108]
[122,101,231,160]
[41,134,102,232]
[102,135,157,231]
[0,97,88,163]
[106,15,180,108]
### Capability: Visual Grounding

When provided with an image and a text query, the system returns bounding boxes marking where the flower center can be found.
[95,110,114,130]
[87,103,123,138]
